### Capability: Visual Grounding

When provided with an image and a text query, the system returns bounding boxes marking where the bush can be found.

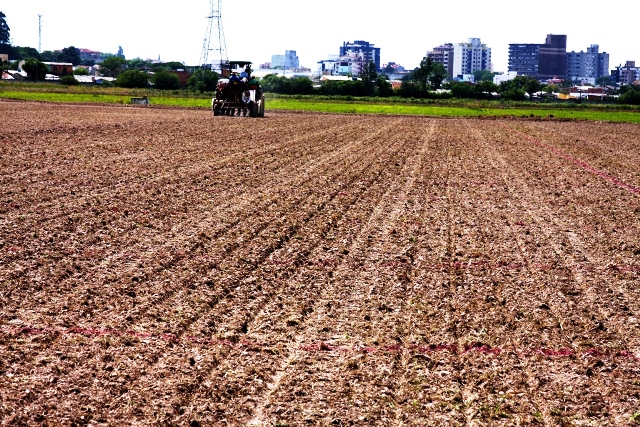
[318,79,368,97]
[290,77,314,95]
[151,70,180,90]
[449,82,475,99]
[73,67,90,75]
[500,88,527,101]
[60,75,80,86]
[618,88,640,105]
[115,70,149,88]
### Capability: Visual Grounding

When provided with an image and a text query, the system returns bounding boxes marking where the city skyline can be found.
[1,1,637,73]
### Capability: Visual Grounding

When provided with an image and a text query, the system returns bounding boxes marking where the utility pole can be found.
[38,14,42,53]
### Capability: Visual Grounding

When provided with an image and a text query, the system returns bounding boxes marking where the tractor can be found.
[212,61,265,117]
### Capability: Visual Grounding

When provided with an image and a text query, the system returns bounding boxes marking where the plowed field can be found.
[1,101,640,426]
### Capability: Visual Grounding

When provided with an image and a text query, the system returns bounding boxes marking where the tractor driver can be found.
[229,72,241,84]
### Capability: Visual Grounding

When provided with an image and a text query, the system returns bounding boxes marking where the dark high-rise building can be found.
[508,34,567,80]
[508,44,539,76]
[538,34,566,79]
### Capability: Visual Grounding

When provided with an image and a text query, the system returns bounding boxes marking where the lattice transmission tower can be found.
[200,0,227,72]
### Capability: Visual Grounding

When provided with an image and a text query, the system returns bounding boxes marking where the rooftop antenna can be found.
[200,0,227,73]
[38,14,42,53]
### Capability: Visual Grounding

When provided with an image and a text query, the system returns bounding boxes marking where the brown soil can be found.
[1,101,639,426]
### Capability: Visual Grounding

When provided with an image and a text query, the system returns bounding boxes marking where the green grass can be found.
[2,82,640,123]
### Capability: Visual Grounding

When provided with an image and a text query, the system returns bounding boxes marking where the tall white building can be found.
[452,38,492,77]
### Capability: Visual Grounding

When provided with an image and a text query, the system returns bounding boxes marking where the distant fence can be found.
[130,97,150,105]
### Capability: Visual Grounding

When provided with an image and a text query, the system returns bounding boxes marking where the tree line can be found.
[2,11,639,103]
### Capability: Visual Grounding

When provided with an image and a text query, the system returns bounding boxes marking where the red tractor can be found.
[212,61,265,117]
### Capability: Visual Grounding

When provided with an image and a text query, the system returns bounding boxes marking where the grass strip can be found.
[2,87,640,123]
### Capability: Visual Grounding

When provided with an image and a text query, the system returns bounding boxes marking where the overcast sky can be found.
[2,1,638,73]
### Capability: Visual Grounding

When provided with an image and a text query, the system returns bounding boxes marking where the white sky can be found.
[2,1,638,73]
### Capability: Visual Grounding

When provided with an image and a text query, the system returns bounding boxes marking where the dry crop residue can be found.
[1,101,639,426]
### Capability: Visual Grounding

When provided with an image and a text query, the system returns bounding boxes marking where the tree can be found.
[499,75,541,99]
[0,11,10,47]
[473,80,498,99]
[412,57,447,90]
[473,70,496,82]
[450,82,475,99]
[128,57,150,70]
[1,58,9,74]
[499,87,526,101]
[360,61,378,96]
[290,76,313,95]
[375,75,393,97]
[382,64,396,74]
[397,81,427,98]
[429,62,447,89]
[22,59,48,80]
[74,67,90,75]
[260,74,292,94]
[152,61,185,71]
[186,68,219,92]
[100,54,127,77]
[40,50,59,62]
[59,46,81,65]
[151,70,180,90]
[413,57,433,88]
[14,46,40,60]
[116,46,125,58]
[544,84,560,93]
[618,87,640,105]
[115,69,148,88]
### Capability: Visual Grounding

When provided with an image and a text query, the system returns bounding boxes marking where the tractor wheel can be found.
[249,103,258,117]
[258,97,265,117]
[213,103,221,116]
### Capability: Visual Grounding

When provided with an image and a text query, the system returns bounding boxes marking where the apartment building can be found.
[566,44,609,84]
[426,43,454,79]
[271,50,299,70]
[452,38,491,77]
